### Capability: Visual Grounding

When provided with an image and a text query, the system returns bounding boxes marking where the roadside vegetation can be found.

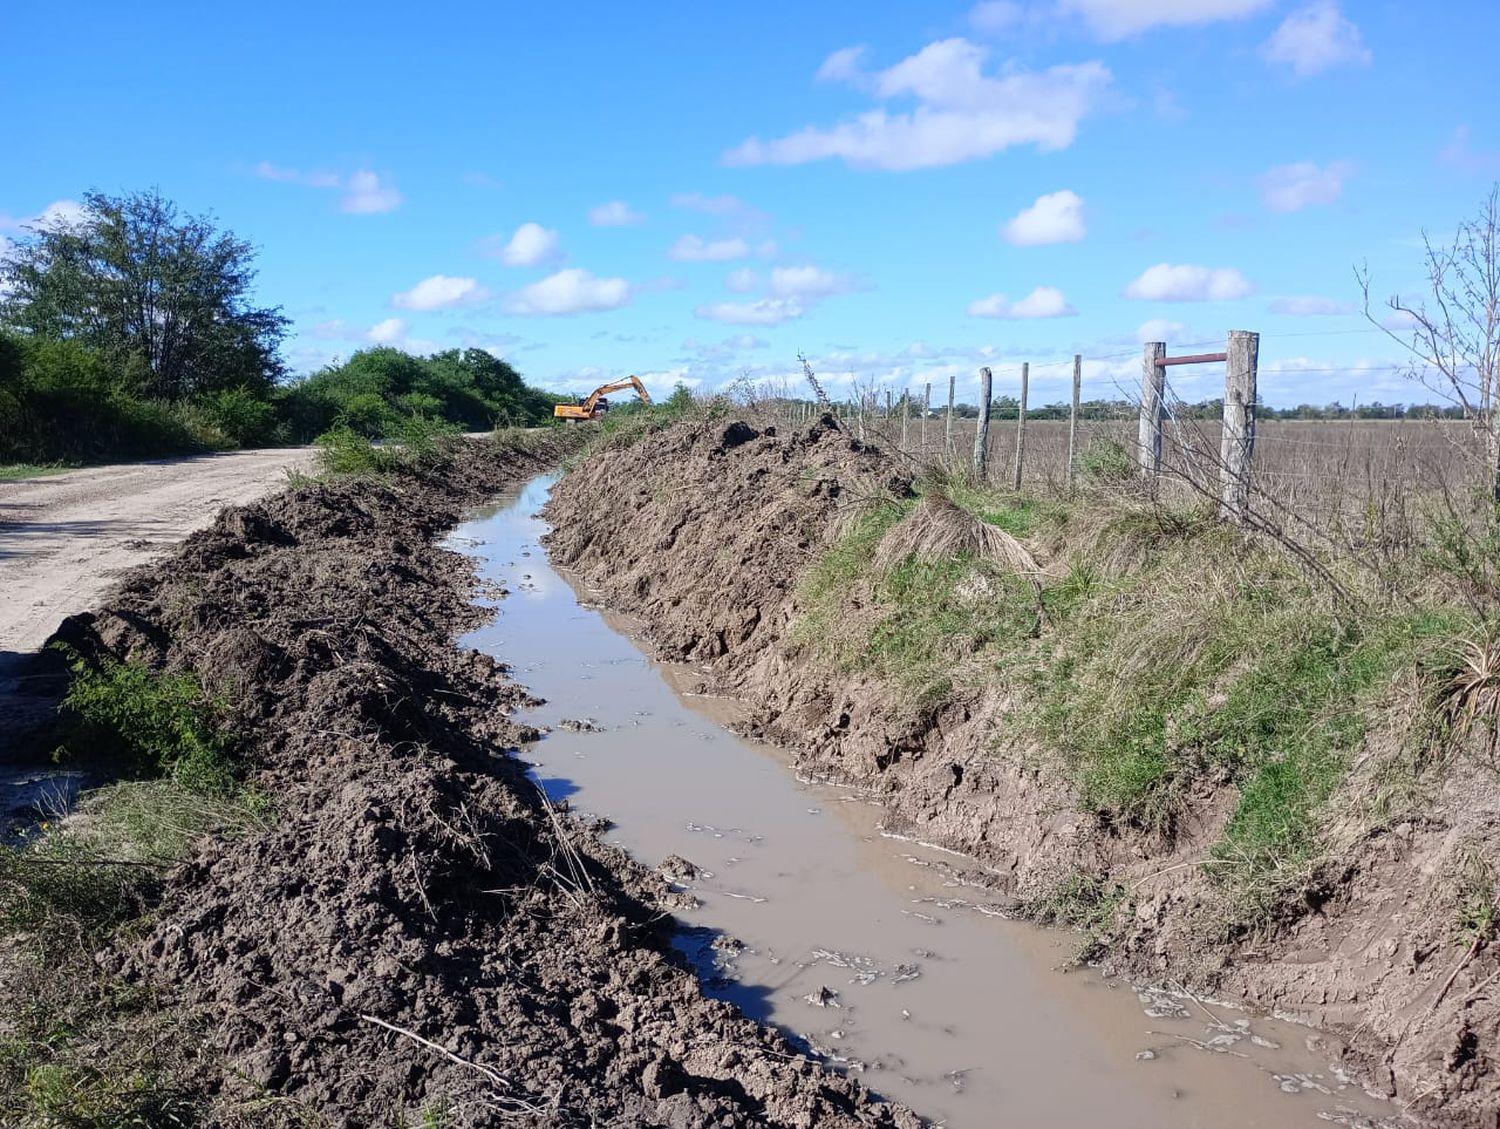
[789,434,1491,932]
[0,654,262,1126]
[0,189,563,468]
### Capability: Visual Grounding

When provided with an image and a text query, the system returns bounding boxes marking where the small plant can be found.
[1433,631,1500,759]
[315,423,399,476]
[1077,436,1132,482]
[61,653,236,793]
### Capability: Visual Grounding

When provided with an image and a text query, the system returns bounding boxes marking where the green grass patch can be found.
[1,656,264,1124]
[0,463,76,480]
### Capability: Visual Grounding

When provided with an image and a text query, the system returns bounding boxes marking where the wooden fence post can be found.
[973,367,992,480]
[1220,330,1260,523]
[1012,361,1029,491]
[945,374,956,456]
[901,391,909,452]
[922,382,931,454]
[1067,353,1081,491]
[1138,342,1166,483]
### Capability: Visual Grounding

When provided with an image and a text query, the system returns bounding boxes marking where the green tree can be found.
[0,189,288,401]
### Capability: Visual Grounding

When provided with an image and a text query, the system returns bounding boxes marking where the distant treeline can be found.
[818,394,1466,423]
[0,189,563,465]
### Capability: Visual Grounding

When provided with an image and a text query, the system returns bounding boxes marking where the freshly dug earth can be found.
[43,436,917,1127]
[545,415,1500,1129]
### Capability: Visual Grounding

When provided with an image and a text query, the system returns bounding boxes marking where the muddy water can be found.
[451,474,1401,1129]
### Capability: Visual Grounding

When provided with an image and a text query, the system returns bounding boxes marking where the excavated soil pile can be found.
[545,415,1500,1129]
[52,438,916,1128]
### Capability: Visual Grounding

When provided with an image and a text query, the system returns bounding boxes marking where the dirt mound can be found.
[53,437,916,1127]
[546,415,1500,1129]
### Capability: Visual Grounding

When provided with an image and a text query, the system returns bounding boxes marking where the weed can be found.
[61,654,235,793]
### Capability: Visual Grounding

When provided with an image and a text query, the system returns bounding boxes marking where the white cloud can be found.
[504,268,631,316]
[1125,264,1254,301]
[1258,160,1353,213]
[368,318,408,344]
[1262,1,1371,77]
[1440,127,1500,175]
[966,286,1076,319]
[588,200,644,226]
[969,1,1024,33]
[486,222,562,267]
[817,46,868,83]
[1135,318,1188,342]
[694,297,807,326]
[768,265,856,298]
[340,170,402,214]
[1270,294,1355,316]
[1003,189,1086,245]
[668,234,750,262]
[0,199,90,234]
[726,267,760,293]
[669,192,769,224]
[391,275,489,311]
[724,39,1111,171]
[253,163,398,212]
[1061,0,1273,39]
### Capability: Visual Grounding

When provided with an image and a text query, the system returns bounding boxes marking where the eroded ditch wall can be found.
[40,437,917,1127]
[544,413,1500,1129]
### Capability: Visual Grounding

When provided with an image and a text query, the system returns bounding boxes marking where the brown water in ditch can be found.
[451,474,1403,1129]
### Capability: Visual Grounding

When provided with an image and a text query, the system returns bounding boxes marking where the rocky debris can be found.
[558,716,604,732]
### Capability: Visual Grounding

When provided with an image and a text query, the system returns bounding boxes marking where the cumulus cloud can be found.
[255,163,401,213]
[484,222,562,267]
[1003,189,1086,245]
[340,170,403,214]
[1258,160,1353,213]
[504,268,631,316]
[1262,1,1371,77]
[694,297,807,326]
[588,200,644,226]
[367,318,408,344]
[816,46,868,83]
[724,39,1111,171]
[1440,127,1500,176]
[1136,318,1189,343]
[1124,263,1254,301]
[966,286,1076,319]
[968,1,1024,33]
[767,265,858,298]
[668,234,750,262]
[1269,294,1355,316]
[1061,0,1272,39]
[669,192,769,225]
[391,275,489,311]
[0,199,90,233]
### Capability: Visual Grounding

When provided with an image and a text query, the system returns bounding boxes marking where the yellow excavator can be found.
[553,375,652,421]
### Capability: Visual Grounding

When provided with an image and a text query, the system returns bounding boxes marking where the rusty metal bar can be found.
[1161,351,1227,367]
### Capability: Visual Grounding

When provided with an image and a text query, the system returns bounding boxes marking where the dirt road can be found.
[0,448,314,656]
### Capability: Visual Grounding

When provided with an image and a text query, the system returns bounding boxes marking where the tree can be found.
[1362,185,1500,500]
[0,189,288,401]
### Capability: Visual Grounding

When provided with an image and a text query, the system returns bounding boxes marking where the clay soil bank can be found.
[545,413,1500,1129]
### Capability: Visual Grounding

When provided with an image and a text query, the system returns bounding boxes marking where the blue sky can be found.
[4,0,1498,409]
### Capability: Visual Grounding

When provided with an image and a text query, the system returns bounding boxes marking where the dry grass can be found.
[874,493,1040,575]
[1436,633,1500,758]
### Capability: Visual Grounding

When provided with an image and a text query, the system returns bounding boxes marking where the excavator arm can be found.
[554,375,652,420]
